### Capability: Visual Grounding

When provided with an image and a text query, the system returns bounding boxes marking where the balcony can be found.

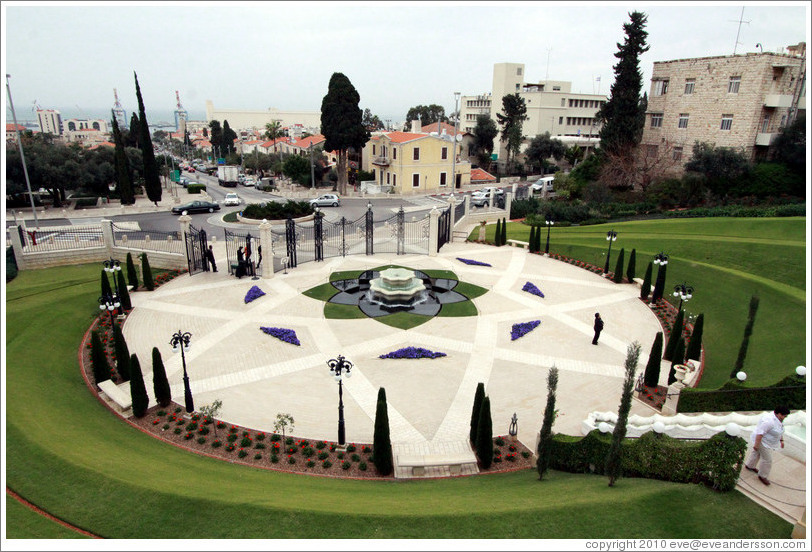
[764,94,793,108]
[371,156,390,167]
[755,132,777,146]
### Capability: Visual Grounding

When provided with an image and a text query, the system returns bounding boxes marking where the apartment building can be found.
[458,63,608,164]
[640,43,806,168]
[36,109,63,135]
[205,100,321,135]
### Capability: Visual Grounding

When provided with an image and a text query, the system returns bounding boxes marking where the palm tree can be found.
[264,121,284,161]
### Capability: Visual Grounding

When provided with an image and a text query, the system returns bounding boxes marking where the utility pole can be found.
[309,142,315,189]
[6,74,39,228]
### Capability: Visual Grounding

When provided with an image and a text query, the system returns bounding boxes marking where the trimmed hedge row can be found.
[662,203,806,218]
[241,200,313,220]
[678,374,805,413]
[187,184,207,194]
[550,429,746,492]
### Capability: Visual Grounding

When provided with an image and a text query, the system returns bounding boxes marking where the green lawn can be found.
[477,217,806,388]
[3,230,800,539]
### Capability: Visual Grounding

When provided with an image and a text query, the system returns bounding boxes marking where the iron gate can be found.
[185,224,208,275]
[437,205,451,251]
[224,228,258,276]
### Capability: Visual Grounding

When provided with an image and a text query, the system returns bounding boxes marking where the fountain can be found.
[368,268,427,305]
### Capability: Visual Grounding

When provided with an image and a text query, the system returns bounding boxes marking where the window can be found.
[650,113,663,128]
[392,174,396,187]
[517,67,522,75]
[412,173,420,188]
[552,86,560,91]
[440,172,447,187]
[728,76,741,94]
[372,145,376,155]
[441,147,448,160]
[720,114,733,131]
[386,173,390,185]
[647,145,658,158]
[684,79,695,94]
[561,98,566,107]
[678,114,689,129]
[559,117,563,125]
[672,146,683,161]
[413,147,420,161]
[653,79,669,96]
[761,115,771,133]
[393,147,396,159]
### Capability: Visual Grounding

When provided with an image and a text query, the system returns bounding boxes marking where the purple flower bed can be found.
[260,326,300,346]
[522,281,544,298]
[511,320,540,341]
[456,257,492,267]
[244,285,266,304]
[379,347,447,359]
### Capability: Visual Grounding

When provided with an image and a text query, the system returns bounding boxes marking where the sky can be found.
[2,1,810,127]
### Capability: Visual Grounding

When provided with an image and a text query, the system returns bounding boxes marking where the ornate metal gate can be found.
[437,205,451,251]
[224,228,257,276]
[185,224,208,275]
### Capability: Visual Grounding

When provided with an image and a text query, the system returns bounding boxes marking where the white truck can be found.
[217,165,240,187]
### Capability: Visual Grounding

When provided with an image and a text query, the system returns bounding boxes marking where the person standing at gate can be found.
[206,245,217,272]
[592,312,604,345]
[244,241,254,276]
[256,245,263,271]
[236,247,246,278]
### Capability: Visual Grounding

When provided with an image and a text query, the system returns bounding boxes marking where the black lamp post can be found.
[98,293,120,327]
[103,258,123,315]
[169,330,195,413]
[603,230,618,274]
[651,252,669,302]
[544,218,554,255]
[326,354,353,446]
[673,282,694,311]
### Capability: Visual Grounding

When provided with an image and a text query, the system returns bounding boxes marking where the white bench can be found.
[507,239,529,248]
[397,454,476,476]
[98,380,132,412]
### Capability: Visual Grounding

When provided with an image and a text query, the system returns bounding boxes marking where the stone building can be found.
[640,43,806,170]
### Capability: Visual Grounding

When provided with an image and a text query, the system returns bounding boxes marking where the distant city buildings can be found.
[205,100,321,136]
[36,109,63,135]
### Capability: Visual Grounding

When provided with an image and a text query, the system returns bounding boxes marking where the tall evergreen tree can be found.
[111,110,135,205]
[651,262,667,302]
[667,337,686,385]
[128,353,149,418]
[126,113,140,148]
[469,382,485,443]
[663,308,684,361]
[475,396,494,469]
[597,11,650,156]
[535,224,543,253]
[643,332,664,388]
[626,248,636,283]
[640,261,653,300]
[126,252,139,290]
[321,72,371,195]
[494,218,502,245]
[500,217,507,246]
[536,366,559,480]
[606,341,641,487]
[472,114,499,170]
[528,225,537,253]
[496,93,527,173]
[372,387,393,476]
[134,72,161,205]
[208,120,223,156]
[112,321,131,382]
[685,313,705,361]
[613,248,625,283]
[90,330,111,384]
[141,253,154,291]
[151,347,172,408]
[731,296,760,378]
[116,270,132,311]
[222,120,238,154]
[100,269,112,298]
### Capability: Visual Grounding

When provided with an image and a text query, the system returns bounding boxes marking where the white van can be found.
[530,176,555,194]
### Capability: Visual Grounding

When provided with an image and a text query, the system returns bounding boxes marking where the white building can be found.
[36,109,63,135]
[205,100,321,134]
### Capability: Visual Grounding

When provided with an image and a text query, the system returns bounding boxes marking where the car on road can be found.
[171,200,221,215]
[178,176,190,187]
[242,177,256,187]
[309,193,340,207]
[530,176,555,194]
[223,193,241,206]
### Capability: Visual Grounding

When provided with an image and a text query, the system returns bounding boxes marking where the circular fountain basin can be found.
[368,268,427,303]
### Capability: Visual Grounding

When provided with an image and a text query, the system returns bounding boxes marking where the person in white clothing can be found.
[744,405,790,486]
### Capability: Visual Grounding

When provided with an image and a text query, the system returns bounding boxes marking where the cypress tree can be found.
[626,248,636,283]
[90,330,111,384]
[117,270,132,311]
[606,341,641,487]
[651,262,667,302]
[134,72,162,205]
[731,295,760,379]
[535,224,543,253]
[612,248,625,283]
[643,332,664,388]
[112,321,131,382]
[528,225,536,253]
[667,337,685,385]
[500,217,507,246]
[151,347,172,408]
[469,382,485,443]
[128,353,149,418]
[536,366,559,480]
[685,313,705,361]
[126,252,139,290]
[141,253,154,291]
[494,219,501,245]
[111,110,135,205]
[101,269,112,298]
[372,387,393,476]
[475,396,493,469]
[663,308,684,361]
[640,261,653,300]
[126,113,141,148]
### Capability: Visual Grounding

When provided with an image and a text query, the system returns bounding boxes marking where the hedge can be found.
[241,200,313,220]
[550,429,746,492]
[187,184,207,194]
[678,373,805,413]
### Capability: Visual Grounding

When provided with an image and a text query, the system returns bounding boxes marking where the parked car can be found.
[242,177,255,187]
[171,200,221,214]
[178,176,190,187]
[530,176,555,194]
[223,193,241,206]
[309,193,340,207]
[470,192,490,207]
[481,186,505,197]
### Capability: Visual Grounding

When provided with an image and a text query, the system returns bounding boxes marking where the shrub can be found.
[254,442,265,449]
[140,253,154,291]
[359,462,367,471]
[612,248,625,284]
[322,460,332,469]
[351,453,361,462]
[494,218,502,246]
[663,309,685,362]
[211,440,222,448]
[537,367,559,480]
[306,460,316,468]
[241,200,313,220]
[470,383,485,443]
[270,433,281,442]
[238,449,248,459]
[197,437,206,444]
[90,330,111,384]
[185,422,198,432]
[345,444,356,452]
[126,252,139,290]
[316,441,326,449]
[336,451,344,459]
[241,436,252,448]
[173,427,182,435]
[116,271,132,311]
[500,217,507,246]
[151,347,172,407]
[643,332,664,388]
[112,322,131,382]
[128,353,149,418]
[227,434,237,443]
[318,451,329,461]
[186,183,206,194]
[341,460,351,470]
[679,373,805,413]
[640,262,653,300]
[302,446,314,458]
[626,249,636,283]
[270,454,279,463]
[373,387,393,476]
[494,436,505,447]
[685,313,704,361]
[255,454,263,461]
[475,396,493,469]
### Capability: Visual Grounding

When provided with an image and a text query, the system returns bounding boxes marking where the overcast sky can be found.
[3,1,810,126]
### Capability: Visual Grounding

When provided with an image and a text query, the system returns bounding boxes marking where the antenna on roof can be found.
[730,6,750,55]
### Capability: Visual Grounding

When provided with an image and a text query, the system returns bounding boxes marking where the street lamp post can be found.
[672,282,694,311]
[651,252,669,302]
[169,330,195,413]
[544,218,554,255]
[603,230,618,274]
[103,258,123,315]
[98,293,120,328]
[326,354,353,447]
[451,92,460,190]
[6,74,39,229]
